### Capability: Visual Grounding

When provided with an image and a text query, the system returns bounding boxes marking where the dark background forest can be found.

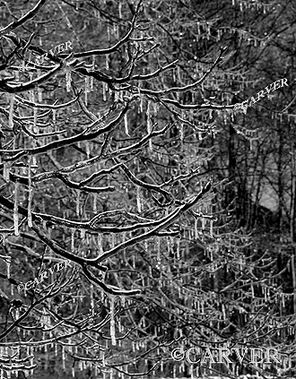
[0,0,296,378]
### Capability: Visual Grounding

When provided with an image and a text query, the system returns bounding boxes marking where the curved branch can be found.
[95,182,211,264]
[0,61,63,93]
[32,226,108,272]
[1,103,130,160]
[0,0,48,37]
[81,266,141,296]
[118,161,173,204]
[72,0,142,59]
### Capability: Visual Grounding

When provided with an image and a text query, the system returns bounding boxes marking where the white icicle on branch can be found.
[146,101,153,150]
[110,296,116,345]
[27,156,33,228]
[14,181,20,236]
[9,94,15,130]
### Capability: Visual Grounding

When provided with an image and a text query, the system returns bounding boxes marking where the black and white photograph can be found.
[0,0,295,378]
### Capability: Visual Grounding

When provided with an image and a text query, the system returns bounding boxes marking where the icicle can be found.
[27,156,33,227]
[37,87,42,103]
[217,29,221,42]
[14,181,20,236]
[136,186,141,212]
[102,82,107,101]
[157,237,161,266]
[201,300,204,314]
[113,24,119,39]
[206,24,210,40]
[132,254,136,269]
[194,218,198,239]
[124,113,129,136]
[176,239,180,260]
[222,304,226,319]
[118,1,122,18]
[52,109,56,125]
[93,193,97,213]
[90,284,94,314]
[89,75,94,92]
[110,296,116,345]
[146,101,152,150]
[98,234,103,255]
[20,59,26,72]
[201,217,206,230]
[80,228,85,240]
[71,229,75,251]
[210,220,213,236]
[66,68,72,92]
[179,123,184,142]
[6,257,11,280]
[84,77,89,105]
[3,162,10,182]
[197,22,201,36]
[62,345,66,369]
[139,88,143,112]
[76,192,80,216]
[105,55,109,70]
[33,107,37,134]
[86,141,90,158]
[9,94,15,129]
[263,3,266,14]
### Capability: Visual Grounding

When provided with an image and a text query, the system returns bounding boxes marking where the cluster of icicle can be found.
[0,346,34,379]
[232,0,274,13]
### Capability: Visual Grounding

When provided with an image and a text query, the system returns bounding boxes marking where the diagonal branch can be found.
[1,103,130,161]
[95,182,211,264]
[81,266,141,296]
[0,0,48,37]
